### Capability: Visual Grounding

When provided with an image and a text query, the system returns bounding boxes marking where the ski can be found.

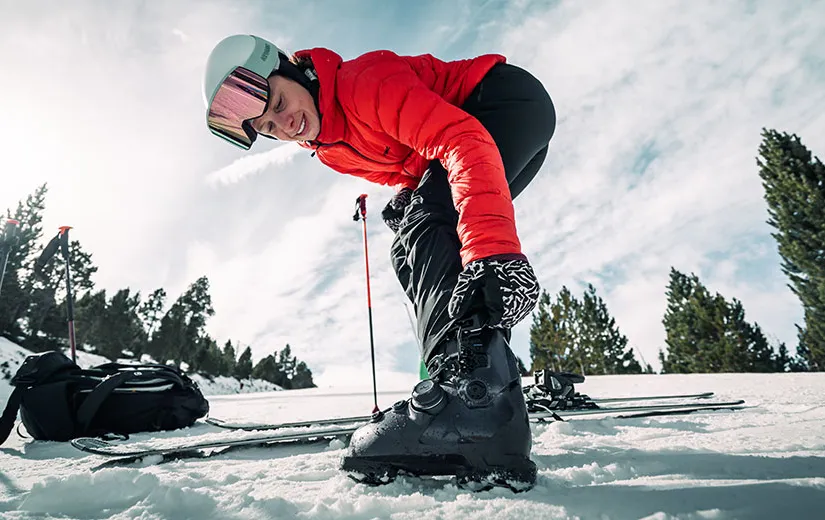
[587,391,714,403]
[72,425,356,458]
[72,399,746,463]
[205,392,717,432]
[205,415,371,431]
[207,399,744,433]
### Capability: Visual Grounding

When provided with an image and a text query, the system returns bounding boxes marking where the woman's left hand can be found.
[381,188,414,233]
[448,255,540,329]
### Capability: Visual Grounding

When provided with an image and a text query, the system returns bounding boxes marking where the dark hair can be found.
[272,53,320,109]
[290,54,314,73]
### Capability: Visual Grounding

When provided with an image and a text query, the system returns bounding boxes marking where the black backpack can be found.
[0,350,210,444]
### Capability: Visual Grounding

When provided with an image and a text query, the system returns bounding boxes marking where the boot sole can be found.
[341,453,537,492]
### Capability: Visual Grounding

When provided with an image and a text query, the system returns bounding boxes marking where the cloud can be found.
[494,0,825,367]
[206,144,304,186]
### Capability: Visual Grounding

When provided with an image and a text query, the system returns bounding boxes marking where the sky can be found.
[1,0,824,388]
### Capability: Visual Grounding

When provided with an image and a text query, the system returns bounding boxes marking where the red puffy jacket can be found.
[295,48,519,266]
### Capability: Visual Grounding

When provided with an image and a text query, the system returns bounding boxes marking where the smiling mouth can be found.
[294,116,306,139]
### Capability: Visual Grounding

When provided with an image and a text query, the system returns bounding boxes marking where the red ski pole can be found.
[353,194,379,413]
[34,226,77,362]
[58,226,77,363]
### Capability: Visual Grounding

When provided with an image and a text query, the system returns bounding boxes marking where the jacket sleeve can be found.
[342,52,522,267]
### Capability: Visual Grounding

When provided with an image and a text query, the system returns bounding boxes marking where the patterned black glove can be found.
[381,188,413,233]
[448,255,540,329]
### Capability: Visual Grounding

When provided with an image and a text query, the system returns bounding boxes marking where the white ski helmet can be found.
[203,34,285,150]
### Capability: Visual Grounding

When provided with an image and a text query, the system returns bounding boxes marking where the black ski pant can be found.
[390,63,556,365]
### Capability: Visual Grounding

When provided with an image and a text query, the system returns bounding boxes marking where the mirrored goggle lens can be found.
[207,67,269,149]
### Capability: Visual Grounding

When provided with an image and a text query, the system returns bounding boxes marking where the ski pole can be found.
[0,219,20,299]
[58,227,77,363]
[353,194,379,413]
[34,226,77,362]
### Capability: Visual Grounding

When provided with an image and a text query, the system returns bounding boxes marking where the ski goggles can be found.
[207,67,270,150]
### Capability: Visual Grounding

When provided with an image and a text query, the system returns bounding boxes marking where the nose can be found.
[272,111,296,133]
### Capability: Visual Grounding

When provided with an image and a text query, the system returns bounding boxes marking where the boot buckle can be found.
[459,378,492,408]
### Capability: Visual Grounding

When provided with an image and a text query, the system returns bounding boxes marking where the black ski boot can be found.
[340,315,536,491]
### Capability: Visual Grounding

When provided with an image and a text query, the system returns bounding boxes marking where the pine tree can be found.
[175,276,215,366]
[529,286,583,373]
[75,288,146,361]
[291,361,316,388]
[252,354,282,385]
[774,342,791,372]
[757,129,825,371]
[579,284,643,374]
[530,285,642,375]
[101,289,146,360]
[74,290,108,351]
[138,288,167,341]
[220,340,237,377]
[661,268,785,373]
[528,290,553,372]
[148,276,215,367]
[193,339,223,376]
[1,185,48,341]
[660,269,704,373]
[234,346,253,380]
[277,344,296,386]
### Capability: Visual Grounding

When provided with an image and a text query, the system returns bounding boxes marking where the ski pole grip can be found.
[59,226,72,260]
[3,220,19,240]
[353,194,368,221]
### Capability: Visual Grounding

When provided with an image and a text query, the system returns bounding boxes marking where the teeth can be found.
[297,117,306,137]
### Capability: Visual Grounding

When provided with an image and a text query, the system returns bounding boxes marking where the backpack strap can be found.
[85,363,188,387]
[74,365,190,435]
[74,371,140,435]
[0,387,24,445]
[0,351,78,445]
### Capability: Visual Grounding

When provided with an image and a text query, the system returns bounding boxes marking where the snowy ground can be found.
[1,341,824,519]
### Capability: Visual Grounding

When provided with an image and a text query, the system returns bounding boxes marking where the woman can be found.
[203,34,555,490]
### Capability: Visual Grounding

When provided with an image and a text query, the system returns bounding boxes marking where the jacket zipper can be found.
[310,140,397,165]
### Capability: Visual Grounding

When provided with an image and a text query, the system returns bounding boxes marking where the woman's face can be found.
[250,74,320,142]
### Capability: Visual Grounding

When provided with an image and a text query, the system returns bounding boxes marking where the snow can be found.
[1,339,825,519]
